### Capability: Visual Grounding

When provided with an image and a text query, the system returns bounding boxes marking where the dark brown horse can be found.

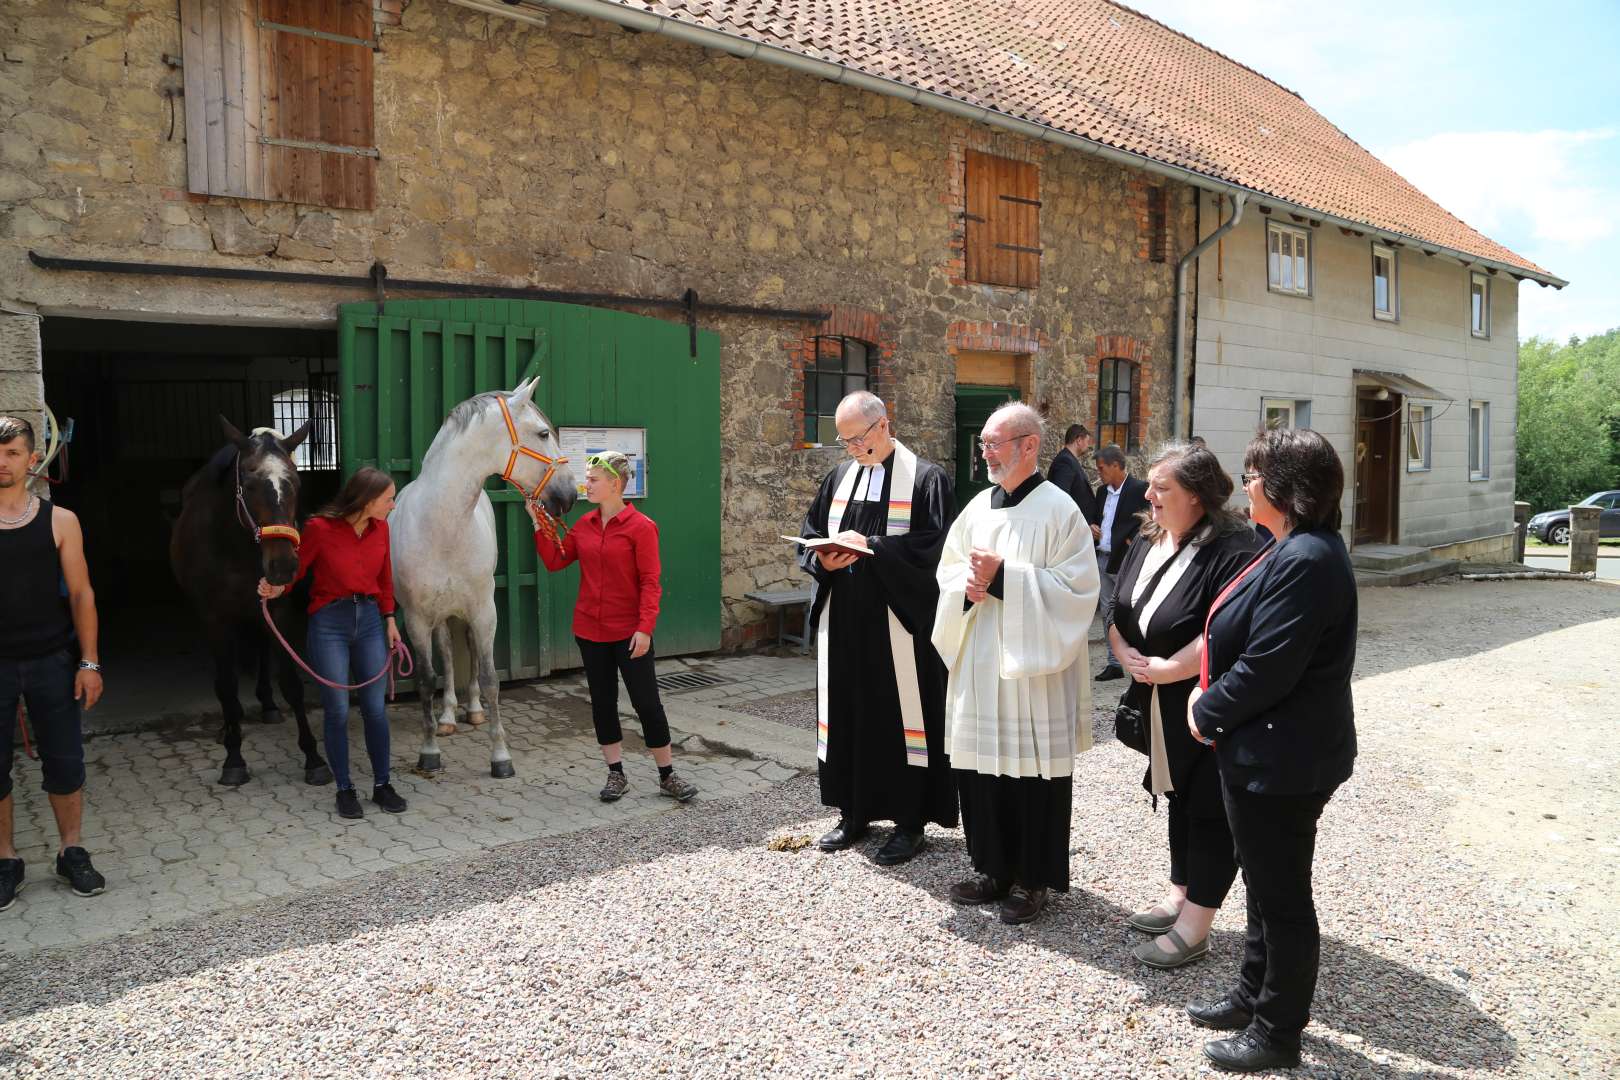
[170,418,329,787]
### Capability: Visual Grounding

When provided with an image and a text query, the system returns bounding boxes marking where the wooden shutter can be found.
[964,150,1041,289]
[181,0,376,210]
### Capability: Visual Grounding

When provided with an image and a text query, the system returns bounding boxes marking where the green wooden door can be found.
[338,299,721,678]
[954,384,1020,503]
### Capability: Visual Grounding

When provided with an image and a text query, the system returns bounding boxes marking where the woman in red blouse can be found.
[258,466,405,821]
[533,451,698,804]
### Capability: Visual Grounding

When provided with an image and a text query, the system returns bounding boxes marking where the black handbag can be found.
[1114,696,1150,755]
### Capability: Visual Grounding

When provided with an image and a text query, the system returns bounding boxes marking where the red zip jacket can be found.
[292,516,396,616]
[536,504,661,641]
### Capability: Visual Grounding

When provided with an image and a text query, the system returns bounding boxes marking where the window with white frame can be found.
[1468,400,1490,479]
[1267,222,1310,296]
[1263,397,1312,431]
[1470,272,1490,337]
[1406,403,1432,470]
[1373,244,1397,320]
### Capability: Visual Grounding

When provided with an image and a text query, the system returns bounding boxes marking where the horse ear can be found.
[280,421,314,454]
[508,376,538,407]
[219,415,249,449]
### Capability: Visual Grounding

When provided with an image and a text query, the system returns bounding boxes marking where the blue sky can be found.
[1128,0,1620,343]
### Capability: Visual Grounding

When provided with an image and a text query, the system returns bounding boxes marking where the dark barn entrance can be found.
[40,317,340,730]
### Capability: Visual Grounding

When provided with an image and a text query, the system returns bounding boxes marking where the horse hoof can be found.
[305,764,333,786]
[490,759,515,779]
[260,706,284,724]
[436,723,457,737]
[466,710,486,728]
[418,752,442,773]
[218,766,250,787]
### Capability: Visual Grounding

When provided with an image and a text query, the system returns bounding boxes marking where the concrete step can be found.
[1355,557,1459,587]
[1350,544,1430,572]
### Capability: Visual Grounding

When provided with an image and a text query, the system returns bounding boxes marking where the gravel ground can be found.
[1,579,1616,1078]
[728,688,818,731]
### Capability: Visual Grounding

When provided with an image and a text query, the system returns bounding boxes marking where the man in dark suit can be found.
[1047,424,1097,524]
[1093,444,1148,680]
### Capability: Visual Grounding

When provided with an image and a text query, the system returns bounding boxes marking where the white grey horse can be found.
[389,377,576,776]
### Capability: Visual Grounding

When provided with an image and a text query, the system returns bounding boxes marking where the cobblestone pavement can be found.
[2,656,810,957]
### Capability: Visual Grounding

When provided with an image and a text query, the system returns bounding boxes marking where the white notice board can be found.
[559,427,648,499]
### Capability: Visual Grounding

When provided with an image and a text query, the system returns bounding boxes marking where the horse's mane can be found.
[421,392,501,467]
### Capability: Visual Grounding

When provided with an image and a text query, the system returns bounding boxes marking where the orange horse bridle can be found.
[497,395,570,544]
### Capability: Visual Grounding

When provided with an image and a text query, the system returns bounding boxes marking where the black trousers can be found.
[1222,783,1335,1050]
[575,636,671,750]
[1166,774,1238,909]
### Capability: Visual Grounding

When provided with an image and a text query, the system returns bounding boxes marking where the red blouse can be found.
[535,504,662,642]
[292,516,396,616]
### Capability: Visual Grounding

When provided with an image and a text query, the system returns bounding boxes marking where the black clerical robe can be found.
[799,447,958,830]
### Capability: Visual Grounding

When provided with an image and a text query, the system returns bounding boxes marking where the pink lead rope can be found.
[260,598,415,698]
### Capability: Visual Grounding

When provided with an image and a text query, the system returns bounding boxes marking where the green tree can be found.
[1517,329,1620,512]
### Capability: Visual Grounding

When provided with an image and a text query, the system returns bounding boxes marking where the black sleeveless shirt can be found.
[0,499,76,659]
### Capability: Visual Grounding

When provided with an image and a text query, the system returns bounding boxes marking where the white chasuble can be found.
[931,481,1100,780]
[815,439,929,767]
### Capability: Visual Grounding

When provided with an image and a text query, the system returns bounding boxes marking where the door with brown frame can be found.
[1353,394,1401,545]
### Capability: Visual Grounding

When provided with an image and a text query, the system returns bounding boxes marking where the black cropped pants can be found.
[575,636,671,750]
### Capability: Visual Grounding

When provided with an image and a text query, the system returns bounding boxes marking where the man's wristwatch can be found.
[78,660,103,673]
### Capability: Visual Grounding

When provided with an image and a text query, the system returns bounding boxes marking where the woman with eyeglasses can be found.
[1183,428,1357,1073]
[531,450,698,804]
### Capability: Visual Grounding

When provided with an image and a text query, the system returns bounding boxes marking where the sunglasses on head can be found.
[585,454,619,479]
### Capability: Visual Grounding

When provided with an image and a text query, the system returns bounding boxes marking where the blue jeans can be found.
[307,597,390,791]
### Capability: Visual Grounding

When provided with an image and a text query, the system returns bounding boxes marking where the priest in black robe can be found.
[797,391,958,865]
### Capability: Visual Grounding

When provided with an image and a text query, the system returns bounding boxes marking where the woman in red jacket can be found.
[533,451,698,804]
[259,466,405,821]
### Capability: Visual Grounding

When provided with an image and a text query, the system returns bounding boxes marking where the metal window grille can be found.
[803,335,872,445]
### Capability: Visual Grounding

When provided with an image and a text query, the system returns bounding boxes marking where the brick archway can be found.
[1086,334,1154,450]
[782,304,897,448]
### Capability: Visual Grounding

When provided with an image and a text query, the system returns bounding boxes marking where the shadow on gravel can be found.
[931,882,1516,1074]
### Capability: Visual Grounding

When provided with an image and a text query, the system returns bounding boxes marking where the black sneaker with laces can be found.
[335,788,364,819]
[372,782,407,814]
[0,858,23,911]
[54,847,105,897]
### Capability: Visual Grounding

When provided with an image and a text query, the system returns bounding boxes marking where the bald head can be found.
[980,402,1044,492]
[833,391,893,460]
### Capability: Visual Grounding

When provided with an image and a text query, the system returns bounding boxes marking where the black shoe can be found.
[817,818,869,852]
[1094,664,1125,681]
[54,847,106,897]
[335,788,364,819]
[949,874,1009,905]
[1203,1031,1301,1072]
[0,858,23,911]
[1186,995,1254,1031]
[372,783,407,814]
[873,828,927,866]
[998,884,1050,924]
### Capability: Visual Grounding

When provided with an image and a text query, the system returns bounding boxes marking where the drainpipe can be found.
[1172,192,1245,439]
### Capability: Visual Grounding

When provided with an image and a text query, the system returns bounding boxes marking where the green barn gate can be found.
[338,299,721,678]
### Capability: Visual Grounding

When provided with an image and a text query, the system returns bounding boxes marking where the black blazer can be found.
[1192,528,1358,796]
[1047,448,1097,523]
[1094,474,1149,574]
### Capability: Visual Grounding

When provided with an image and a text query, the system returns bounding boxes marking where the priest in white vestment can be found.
[931,402,1100,925]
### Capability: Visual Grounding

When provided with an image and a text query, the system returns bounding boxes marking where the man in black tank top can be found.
[0,416,106,910]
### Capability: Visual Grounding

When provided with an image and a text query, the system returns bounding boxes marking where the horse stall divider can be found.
[338,299,722,681]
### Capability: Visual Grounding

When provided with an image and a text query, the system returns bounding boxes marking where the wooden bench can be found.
[745,588,814,654]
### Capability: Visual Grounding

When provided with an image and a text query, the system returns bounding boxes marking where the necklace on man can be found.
[0,494,37,526]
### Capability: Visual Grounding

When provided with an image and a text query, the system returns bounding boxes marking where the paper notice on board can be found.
[559,427,648,498]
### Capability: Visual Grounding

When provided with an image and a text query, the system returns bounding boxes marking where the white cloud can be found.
[1376,129,1618,253]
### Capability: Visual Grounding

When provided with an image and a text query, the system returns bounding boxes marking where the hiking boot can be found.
[0,858,23,911]
[54,848,106,897]
[658,770,698,802]
[335,788,364,819]
[372,783,407,814]
[599,769,629,802]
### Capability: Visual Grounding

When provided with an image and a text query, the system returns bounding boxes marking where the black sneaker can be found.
[372,783,407,814]
[335,788,364,819]
[0,858,23,911]
[54,847,105,897]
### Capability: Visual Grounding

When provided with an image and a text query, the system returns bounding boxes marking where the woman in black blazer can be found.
[1185,427,1357,1073]
[1106,443,1259,970]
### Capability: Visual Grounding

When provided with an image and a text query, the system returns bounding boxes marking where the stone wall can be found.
[1,0,1193,646]
[1430,530,1516,566]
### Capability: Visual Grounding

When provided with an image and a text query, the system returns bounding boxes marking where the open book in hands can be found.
[781,534,873,558]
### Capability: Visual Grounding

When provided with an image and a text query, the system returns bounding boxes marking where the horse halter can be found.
[234,453,301,547]
[496,395,569,543]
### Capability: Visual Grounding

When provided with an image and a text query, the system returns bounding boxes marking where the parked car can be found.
[1528,491,1620,545]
